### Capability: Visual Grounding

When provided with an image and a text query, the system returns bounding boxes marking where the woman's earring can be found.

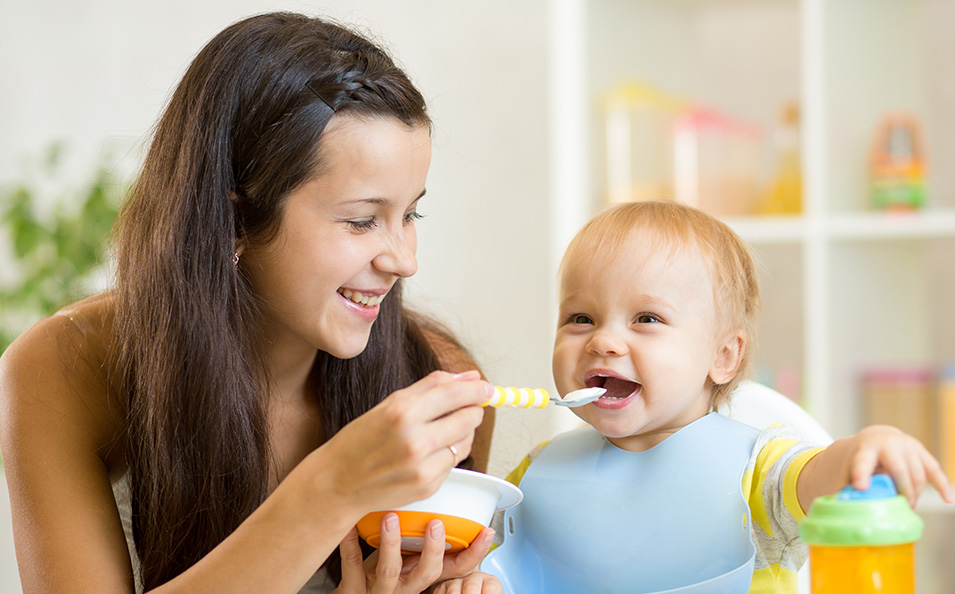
[233,252,240,268]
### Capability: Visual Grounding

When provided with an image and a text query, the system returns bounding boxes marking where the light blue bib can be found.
[482,412,758,594]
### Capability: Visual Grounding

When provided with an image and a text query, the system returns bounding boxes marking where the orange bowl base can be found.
[356,511,485,553]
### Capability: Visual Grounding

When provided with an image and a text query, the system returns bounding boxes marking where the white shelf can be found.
[916,488,955,515]
[724,210,955,244]
[723,215,806,245]
[826,210,955,241]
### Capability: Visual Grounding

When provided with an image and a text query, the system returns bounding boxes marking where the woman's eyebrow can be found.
[345,188,427,207]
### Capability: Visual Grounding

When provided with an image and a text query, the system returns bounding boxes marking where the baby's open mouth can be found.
[339,289,385,307]
[586,376,639,399]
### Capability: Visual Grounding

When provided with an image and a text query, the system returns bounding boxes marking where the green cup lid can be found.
[799,474,924,546]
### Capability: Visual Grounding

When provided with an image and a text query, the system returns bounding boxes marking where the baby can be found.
[483,201,953,594]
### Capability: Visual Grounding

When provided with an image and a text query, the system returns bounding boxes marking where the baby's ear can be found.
[709,331,744,385]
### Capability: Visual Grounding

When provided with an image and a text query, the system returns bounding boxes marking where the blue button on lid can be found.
[835,474,897,501]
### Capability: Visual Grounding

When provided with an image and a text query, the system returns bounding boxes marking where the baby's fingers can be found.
[924,452,955,504]
[848,445,880,492]
[434,573,504,594]
[889,448,925,507]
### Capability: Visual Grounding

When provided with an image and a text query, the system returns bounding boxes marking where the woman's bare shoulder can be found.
[0,292,124,466]
[1,292,115,383]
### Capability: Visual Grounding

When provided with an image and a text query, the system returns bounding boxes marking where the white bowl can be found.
[357,468,523,552]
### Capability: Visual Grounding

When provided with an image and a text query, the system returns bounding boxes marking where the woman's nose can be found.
[373,226,418,278]
[586,329,628,357]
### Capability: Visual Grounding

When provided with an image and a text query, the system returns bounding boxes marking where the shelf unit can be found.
[548,2,954,587]
[549,0,955,439]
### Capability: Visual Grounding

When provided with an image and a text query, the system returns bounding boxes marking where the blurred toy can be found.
[672,106,761,216]
[869,113,927,211]
[601,81,762,217]
[602,82,686,204]
[757,102,802,215]
[939,364,955,481]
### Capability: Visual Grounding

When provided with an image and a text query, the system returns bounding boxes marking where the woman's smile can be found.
[338,287,388,322]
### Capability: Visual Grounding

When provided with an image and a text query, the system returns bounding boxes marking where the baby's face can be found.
[552,234,729,452]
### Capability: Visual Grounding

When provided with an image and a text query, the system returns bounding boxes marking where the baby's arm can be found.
[796,424,955,510]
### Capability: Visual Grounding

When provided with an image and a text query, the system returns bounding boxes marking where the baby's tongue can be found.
[602,377,638,399]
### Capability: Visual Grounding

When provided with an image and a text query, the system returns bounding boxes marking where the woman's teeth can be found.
[339,289,384,307]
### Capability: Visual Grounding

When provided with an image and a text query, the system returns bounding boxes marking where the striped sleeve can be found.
[741,424,825,594]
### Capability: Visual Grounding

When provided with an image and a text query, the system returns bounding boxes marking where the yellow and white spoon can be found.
[483,386,606,408]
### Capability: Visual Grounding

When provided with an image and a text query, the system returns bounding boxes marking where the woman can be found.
[0,12,499,594]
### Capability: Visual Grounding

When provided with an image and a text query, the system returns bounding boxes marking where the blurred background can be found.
[2,0,955,591]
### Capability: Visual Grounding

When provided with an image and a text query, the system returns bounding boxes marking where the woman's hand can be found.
[334,516,496,594]
[315,370,492,518]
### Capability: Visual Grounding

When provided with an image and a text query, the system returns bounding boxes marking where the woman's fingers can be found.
[370,514,403,593]
[399,520,446,586]
[392,371,491,425]
[440,528,495,580]
[318,371,490,516]
[337,528,367,593]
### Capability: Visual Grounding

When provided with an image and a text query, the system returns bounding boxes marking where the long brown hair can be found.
[112,12,446,589]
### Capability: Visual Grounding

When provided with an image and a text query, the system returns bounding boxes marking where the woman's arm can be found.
[0,314,136,593]
[1,313,492,594]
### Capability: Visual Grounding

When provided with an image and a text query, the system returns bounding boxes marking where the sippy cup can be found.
[798,474,923,594]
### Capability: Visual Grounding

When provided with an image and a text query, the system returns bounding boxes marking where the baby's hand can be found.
[432,572,503,594]
[845,425,955,507]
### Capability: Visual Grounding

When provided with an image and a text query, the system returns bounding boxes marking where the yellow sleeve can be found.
[505,440,550,486]
[743,424,826,594]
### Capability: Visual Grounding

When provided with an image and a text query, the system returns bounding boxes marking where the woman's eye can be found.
[635,314,661,324]
[345,218,377,231]
[404,210,425,225]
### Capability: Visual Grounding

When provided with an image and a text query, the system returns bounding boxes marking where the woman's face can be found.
[242,115,432,367]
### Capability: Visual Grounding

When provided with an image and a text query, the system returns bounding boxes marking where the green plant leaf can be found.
[0,144,125,352]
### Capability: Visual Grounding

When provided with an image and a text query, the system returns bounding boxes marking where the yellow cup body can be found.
[808,543,915,594]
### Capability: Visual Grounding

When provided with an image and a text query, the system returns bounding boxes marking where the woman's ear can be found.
[234,239,246,259]
[709,331,744,385]
[231,193,247,259]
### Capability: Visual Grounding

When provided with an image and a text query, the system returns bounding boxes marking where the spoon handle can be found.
[483,386,550,408]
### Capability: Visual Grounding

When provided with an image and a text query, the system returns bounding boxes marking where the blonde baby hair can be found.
[558,200,761,410]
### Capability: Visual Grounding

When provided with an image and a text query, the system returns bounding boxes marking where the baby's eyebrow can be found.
[634,294,675,310]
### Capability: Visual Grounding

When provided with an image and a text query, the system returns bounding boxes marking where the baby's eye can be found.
[570,314,594,325]
[635,313,661,324]
[404,210,425,225]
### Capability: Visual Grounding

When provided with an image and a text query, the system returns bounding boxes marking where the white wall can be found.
[0,1,568,589]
